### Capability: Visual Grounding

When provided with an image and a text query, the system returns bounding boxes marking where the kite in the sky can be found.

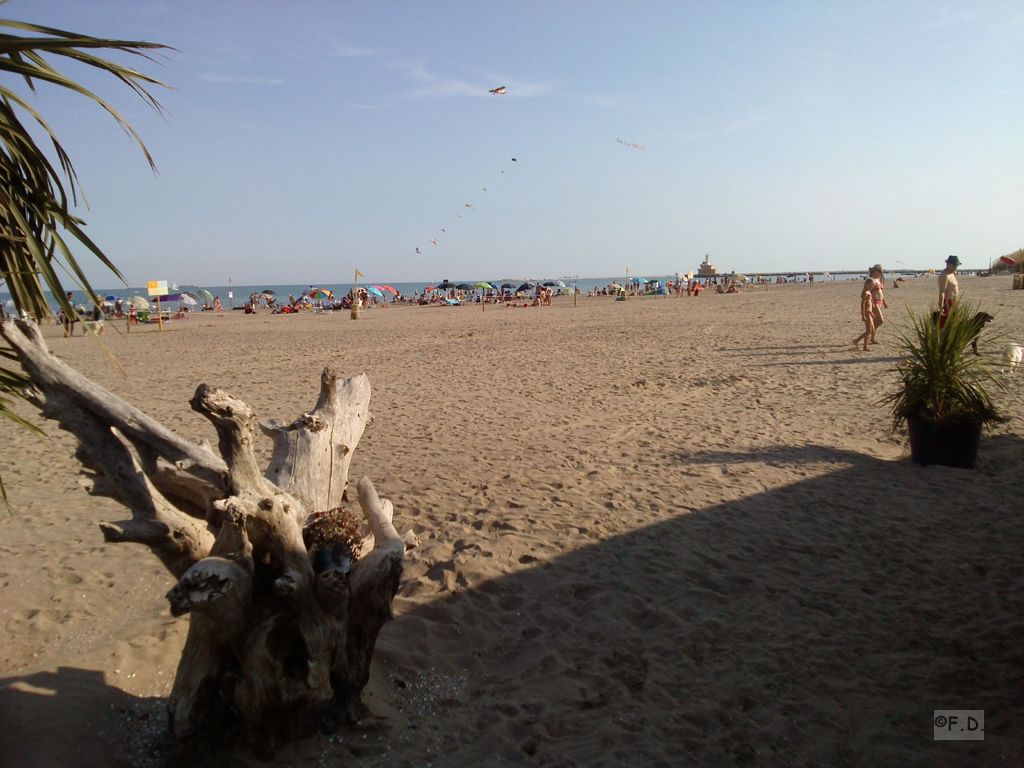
[615,138,646,150]
[482,187,487,191]
[441,228,447,233]
[511,157,517,162]
[415,247,421,254]
[465,203,474,208]
[431,239,438,246]
[489,86,507,95]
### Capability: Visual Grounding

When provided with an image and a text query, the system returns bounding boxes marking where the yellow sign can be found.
[147,280,168,297]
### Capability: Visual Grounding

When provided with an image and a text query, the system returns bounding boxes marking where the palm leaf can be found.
[0,13,168,502]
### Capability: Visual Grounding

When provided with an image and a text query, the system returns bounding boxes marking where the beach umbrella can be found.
[192,288,214,302]
[515,282,536,293]
[179,294,198,306]
[473,281,493,290]
[262,289,276,296]
[999,255,1016,267]
[376,284,399,296]
[127,295,150,309]
[307,288,333,300]
[366,286,384,297]
[455,283,474,290]
[104,294,119,302]
[542,280,566,288]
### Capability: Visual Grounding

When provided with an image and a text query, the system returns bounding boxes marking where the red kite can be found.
[489,86,507,95]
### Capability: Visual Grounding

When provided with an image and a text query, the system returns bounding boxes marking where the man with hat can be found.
[937,255,960,328]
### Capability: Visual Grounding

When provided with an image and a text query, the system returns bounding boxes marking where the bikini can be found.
[870,278,884,306]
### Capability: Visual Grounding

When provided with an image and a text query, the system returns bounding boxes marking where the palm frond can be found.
[0,17,168,320]
[0,14,168,501]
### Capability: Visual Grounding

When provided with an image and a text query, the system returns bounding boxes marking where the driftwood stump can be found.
[1,318,404,755]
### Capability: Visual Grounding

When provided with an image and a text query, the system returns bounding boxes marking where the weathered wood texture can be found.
[1,318,404,754]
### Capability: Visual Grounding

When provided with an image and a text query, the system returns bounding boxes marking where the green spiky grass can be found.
[881,300,1006,431]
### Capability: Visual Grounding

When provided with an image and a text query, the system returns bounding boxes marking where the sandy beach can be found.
[1,275,1022,767]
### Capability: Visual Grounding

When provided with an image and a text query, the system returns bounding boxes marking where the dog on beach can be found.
[1003,344,1023,373]
[930,310,994,355]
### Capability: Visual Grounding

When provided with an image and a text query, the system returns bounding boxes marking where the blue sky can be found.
[9,0,1023,286]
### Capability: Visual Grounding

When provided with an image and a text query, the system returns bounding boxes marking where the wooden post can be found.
[156,296,164,332]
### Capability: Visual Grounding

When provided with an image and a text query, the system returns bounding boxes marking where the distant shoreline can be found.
[2,268,1004,306]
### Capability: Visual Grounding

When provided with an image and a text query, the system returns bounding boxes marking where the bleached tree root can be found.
[1,318,404,756]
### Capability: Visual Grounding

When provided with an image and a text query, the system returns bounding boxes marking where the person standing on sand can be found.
[866,264,887,343]
[937,254,960,327]
[60,291,77,336]
[853,283,874,351]
[853,265,885,350]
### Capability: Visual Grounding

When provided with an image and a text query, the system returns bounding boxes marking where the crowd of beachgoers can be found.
[16,270,920,337]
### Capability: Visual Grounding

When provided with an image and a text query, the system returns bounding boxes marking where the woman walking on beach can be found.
[866,265,887,343]
[853,281,874,351]
[854,264,886,349]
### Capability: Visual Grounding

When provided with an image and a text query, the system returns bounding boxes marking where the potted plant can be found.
[881,301,1006,469]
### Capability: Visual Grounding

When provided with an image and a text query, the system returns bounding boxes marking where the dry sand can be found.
[1,276,1022,767]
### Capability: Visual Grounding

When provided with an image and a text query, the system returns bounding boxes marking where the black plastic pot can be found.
[907,416,982,469]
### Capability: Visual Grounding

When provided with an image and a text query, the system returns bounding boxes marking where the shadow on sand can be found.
[359,436,1023,767]
[6,438,1021,767]
[0,666,168,768]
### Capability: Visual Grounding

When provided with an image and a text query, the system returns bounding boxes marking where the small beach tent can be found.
[179,287,215,303]
[127,295,150,309]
